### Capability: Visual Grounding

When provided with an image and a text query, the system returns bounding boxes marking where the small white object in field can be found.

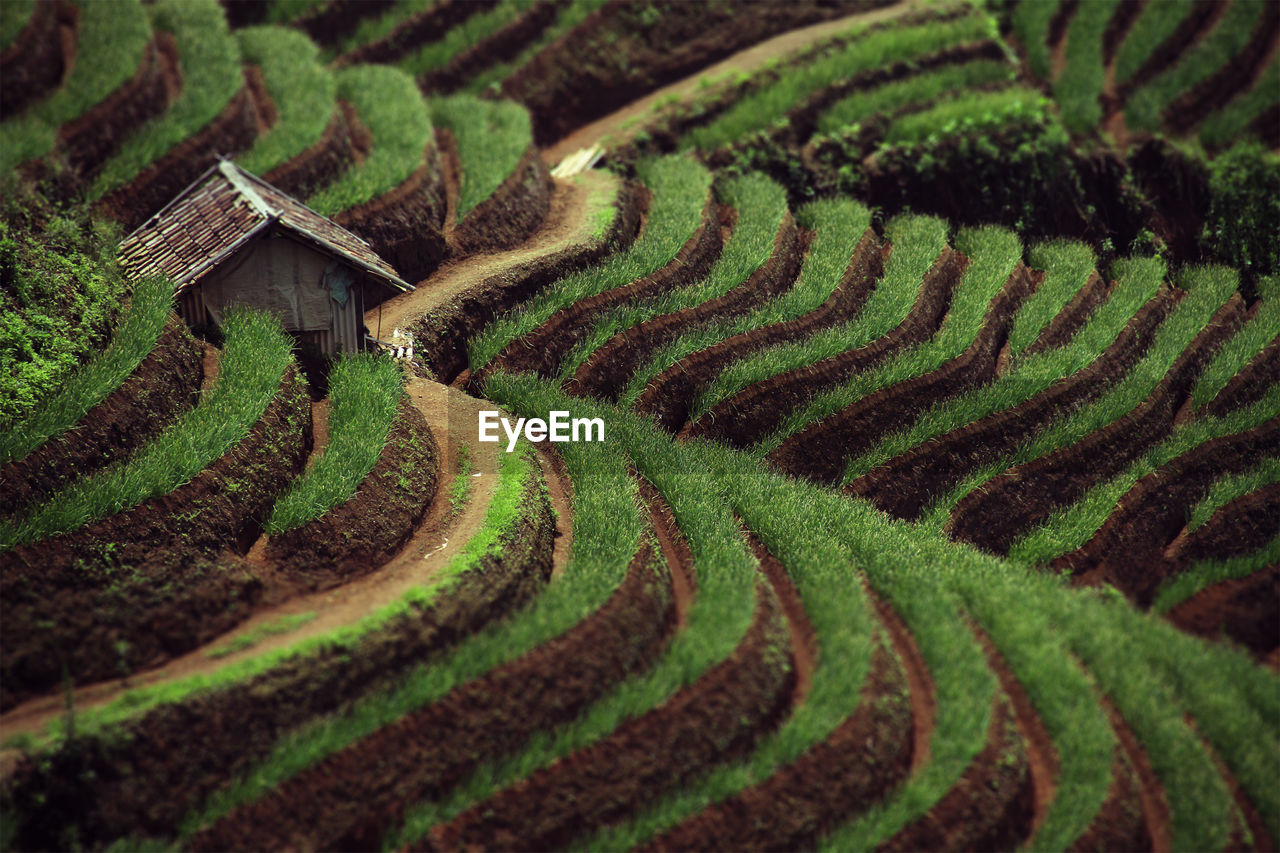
[551,145,604,178]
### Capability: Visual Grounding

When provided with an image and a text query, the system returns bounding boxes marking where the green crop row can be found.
[691,213,949,425]
[1126,0,1270,132]
[558,172,788,380]
[883,86,1052,143]
[1198,55,1279,148]
[468,155,712,374]
[263,0,327,25]
[844,246,1155,484]
[0,275,174,466]
[815,58,1015,135]
[617,197,870,409]
[308,64,432,217]
[1053,0,1119,134]
[1153,532,1280,615]
[1010,384,1280,565]
[1010,0,1060,79]
[682,12,997,152]
[765,224,1022,455]
[399,0,535,77]
[1187,455,1280,534]
[329,0,435,58]
[923,261,1236,524]
[1112,0,1195,84]
[428,95,531,220]
[0,306,293,548]
[1006,239,1096,358]
[264,354,404,534]
[1190,289,1278,408]
[459,0,610,95]
[0,0,151,174]
[235,25,335,177]
[89,0,243,201]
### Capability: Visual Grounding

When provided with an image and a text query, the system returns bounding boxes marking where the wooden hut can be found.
[119,160,412,356]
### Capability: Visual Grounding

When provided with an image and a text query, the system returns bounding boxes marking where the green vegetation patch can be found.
[1187,456,1280,534]
[1198,55,1280,148]
[1053,0,1119,134]
[459,0,609,95]
[265,354,403,534]
[1,275,173,465]
[884,86,1052,143]
[1011,0,1060,79]
[683,12,997,151]
[428,95,531,220]
[1006,239,1096,357]
[0,0,34,49]
[399,0,535,77]
[89,0,243,201]
[0,307,293,548]
[1113,0,1195,84]
[308,65,432,217]
[1190,285,1278,407]
[816,59,1015,134]
[235,25,335,177]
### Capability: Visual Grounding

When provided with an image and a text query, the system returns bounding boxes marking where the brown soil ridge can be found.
[949,293,1247,556]
[696,244,963,451]
[870,587,936,772]
[1114,0,1228,105]
[654,227,884,438]
[971,622,1059,844]
[881,694,1033,852]
[0,0,76,120]
[1056,416,1279,605]
[335,138,449,285]
[0,316,202,519]
[505,0,897,146]
[417,0,568,94]
[292,0,395,48]
[774,258,1036,485]
[261,100,361,201]
[4,428,556,850]
[1166,563,1279,659]
[1102,0,1147,66]
[191,475,679,853]
[1205,332,1279,417]
[56,35,175,184]
[427,575,795,852]
[849,289,1176,521]
[93,71,263,231]
[1023,271,1110,357]
[1070,746,1152,852]
[489,190,722,382]
[1166,480,1280,566]
[0,365,312,710]
[571,209,803,402]
[408,174,644,384]
[263,397,442,582]
[334,0,498,67]
[451,145,554,256]
[648,635,912,851]
[1163,0,1280,136]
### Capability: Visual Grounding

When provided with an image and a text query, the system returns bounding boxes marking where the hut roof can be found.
[118,160,413,295]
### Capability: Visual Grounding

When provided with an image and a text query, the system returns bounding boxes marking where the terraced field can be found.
[1,0,1277,850]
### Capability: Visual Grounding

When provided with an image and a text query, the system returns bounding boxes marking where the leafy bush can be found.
[0,201,127,429]
[1201,141,1280,277]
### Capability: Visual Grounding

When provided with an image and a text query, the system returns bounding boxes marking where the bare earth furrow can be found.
[1022,271,1110,357]
[849,291,1176,519]
[1206,333,1280,417]
[772,259,1035,484]
[645,227,884,435]
[1167,564,1279,659]
[1167,480,1280,566]
[572,210,803,402]
[695,245,965,450]
[949,295,1247,555]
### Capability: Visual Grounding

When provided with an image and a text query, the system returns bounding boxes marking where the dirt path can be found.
[0,379,501,743]
[365,170,613,338]
[541,0,927,164]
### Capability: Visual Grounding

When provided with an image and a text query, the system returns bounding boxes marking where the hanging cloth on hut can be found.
[324,261,354,307]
